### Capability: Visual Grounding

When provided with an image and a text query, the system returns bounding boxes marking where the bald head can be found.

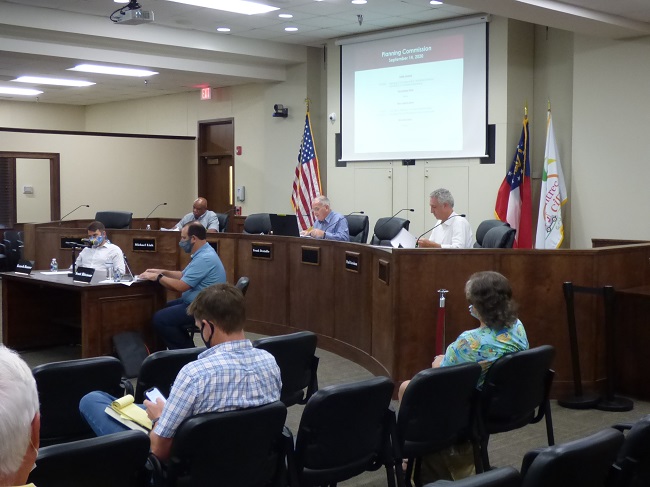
[192,198,208,219]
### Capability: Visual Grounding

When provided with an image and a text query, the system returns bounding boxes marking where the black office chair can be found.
[3,229,23,270]
[474,220,507,248]
[253,331,319,407]
[520,428,624,487]
[32,356,126,446]
[477,345,556,471]
[159,401,288,487]
[131,347,204,403]
[28,430,151,487]
[216,212,229,232]
[482,225,516,248]
[95,211,133,229]
[609,415,650,487]
[371,217,410,246]
[243,213,272,234]
[395,363,483,487]
[0,241,8,271]
[346,214,370,243]
[424,466,522,487]
[287,376,396,487]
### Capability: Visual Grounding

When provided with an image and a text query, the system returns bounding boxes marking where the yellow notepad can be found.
[109,395,153,430]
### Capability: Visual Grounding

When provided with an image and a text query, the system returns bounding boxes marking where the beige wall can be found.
[0,131,195,221]
[16,158,51,223]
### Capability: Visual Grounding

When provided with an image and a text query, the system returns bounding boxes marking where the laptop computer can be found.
[269,214,301,237]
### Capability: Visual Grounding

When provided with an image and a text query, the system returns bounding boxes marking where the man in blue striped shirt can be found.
[79,283,282,462]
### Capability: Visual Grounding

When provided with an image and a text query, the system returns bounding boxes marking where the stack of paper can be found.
[104,395,152,432]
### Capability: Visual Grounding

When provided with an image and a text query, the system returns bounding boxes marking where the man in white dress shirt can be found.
[417,188,473,249]
[75,221,126,273]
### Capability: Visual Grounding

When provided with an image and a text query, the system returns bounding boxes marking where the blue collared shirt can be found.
[181,242,226,304]
[154,339,282,438]
[313,210,350,241]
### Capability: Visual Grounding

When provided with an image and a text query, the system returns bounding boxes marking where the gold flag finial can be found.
[547,99,551,111]
[524,102,528,118]
[304,98,311,112]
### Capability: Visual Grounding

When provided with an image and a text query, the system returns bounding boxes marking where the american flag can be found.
[495,116,532,248]
[291,111,322,231]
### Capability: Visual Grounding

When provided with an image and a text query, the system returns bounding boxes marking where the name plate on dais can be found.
[252,242,273,260]
[345,252,360,273]
[133,238,156,252]
[73,266,95,284]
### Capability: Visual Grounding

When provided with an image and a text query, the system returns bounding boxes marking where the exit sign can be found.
[200,87,212,100]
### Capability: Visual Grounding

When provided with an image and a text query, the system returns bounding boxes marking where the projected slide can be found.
[340,20,487,161]
[355,60,463,153]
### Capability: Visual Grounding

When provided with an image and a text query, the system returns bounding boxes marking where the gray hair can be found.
[430,188,454,208]
[0,346,39,479]
[313,195,330,207]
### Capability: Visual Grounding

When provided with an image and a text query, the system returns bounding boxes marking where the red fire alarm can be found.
[236,146,242,156]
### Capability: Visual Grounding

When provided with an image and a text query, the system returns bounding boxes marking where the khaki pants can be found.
[418,441,476,484]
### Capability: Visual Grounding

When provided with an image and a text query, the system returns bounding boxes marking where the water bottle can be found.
[105,261,114,280]
[50,258,58,272]
[146,224,151,230]
[113,267,122,282]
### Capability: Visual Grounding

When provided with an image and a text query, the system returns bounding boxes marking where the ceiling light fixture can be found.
[12,76,95,87]
[278,13,293,18]
[68,64,158,77]
[0,87,43,96]
[430,1,443,4]
[285,27,298,32]
[216,27,231,32]
[351,0,367,4]
[114,0,129,3]
[165,0,278,15]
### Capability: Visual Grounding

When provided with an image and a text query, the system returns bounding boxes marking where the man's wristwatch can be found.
[157,273,164,283]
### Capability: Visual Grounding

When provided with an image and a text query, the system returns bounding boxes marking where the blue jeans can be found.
[153,298,195,349]
[79,391,146,436]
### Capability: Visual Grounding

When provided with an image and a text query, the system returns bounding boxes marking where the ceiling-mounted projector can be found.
[114,9,154,24]
[110,0,154,25]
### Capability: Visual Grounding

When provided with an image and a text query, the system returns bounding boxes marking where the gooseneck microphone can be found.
[371,208,414,242]
[58,204,90,226]
[415,213,466,248]
[142,202,167,229]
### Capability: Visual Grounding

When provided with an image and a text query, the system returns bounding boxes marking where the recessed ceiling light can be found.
[0,87,43,96]
[278,13,293,18]
[12,76,95,87]
[114,0,129,3]
[166,0,278,15]
[285,27,298,32]
[216,27,231,32]
[68,64,158,77]
[430,1,443,4]
[351,0,367,4]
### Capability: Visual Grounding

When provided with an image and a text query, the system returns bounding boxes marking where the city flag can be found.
[535,110,568,249]
[495,116,533,248]
[291,111,322,231]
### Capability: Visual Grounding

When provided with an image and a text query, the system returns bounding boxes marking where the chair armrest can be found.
[121,378,135,396]
[520,447,543,477]
[611,422,633,432]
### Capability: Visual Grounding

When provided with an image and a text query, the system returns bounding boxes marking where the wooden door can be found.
[197,119,234,224]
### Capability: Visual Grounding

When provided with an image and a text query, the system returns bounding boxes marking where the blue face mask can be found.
[90,235,104,248]
[468,305,480,320]
[179,238,193,254]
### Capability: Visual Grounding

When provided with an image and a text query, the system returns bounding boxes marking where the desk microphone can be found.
[415,214,466,248]
[64,241,90,248]
[371,208,414,243]
[142,202,167,229]
[59,205,90,226]
[318,210,364,237]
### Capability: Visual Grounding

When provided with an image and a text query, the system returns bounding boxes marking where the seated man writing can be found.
[139,222,226,349]
[79,283,282,462]
[75,221,125,274]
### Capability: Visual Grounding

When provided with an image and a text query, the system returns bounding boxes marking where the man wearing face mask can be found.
[75,221,125,274]
[79,283,281,463]
[139,222,226,349]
